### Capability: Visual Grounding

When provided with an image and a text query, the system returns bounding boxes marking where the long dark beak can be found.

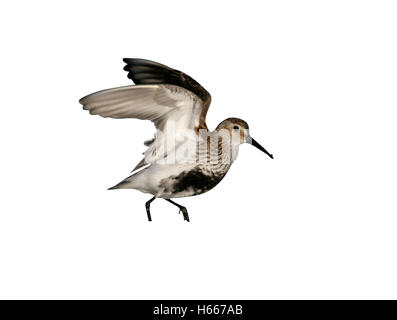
[249,137,274,159]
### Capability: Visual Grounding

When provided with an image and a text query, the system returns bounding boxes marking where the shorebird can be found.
[79,58,273,222]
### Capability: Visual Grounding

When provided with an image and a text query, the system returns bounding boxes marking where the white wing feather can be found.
[80,84,204,166]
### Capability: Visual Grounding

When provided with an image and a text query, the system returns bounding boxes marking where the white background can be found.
[0,0,396,299]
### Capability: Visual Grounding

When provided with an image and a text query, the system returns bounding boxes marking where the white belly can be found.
[112,163,199,198]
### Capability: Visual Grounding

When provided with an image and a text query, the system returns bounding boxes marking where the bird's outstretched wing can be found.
[79,58,212,171]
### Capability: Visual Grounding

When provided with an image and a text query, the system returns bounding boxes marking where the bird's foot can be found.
[164,199,190,222]
[179,207,190,222]
[145,196,155,222]
[145,204,152,222]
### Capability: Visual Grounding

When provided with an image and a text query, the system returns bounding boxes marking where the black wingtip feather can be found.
[122,58,211,104]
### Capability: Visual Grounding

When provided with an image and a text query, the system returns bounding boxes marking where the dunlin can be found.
[79,59,273,221]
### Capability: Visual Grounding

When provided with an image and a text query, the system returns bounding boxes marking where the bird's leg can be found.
[165,199,190,222]
[145,196,156,221]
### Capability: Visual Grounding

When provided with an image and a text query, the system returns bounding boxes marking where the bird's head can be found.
[216,117,273,159]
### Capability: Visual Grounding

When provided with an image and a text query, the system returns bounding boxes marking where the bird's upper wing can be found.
[123,58,211,128]
[79,58,212,170]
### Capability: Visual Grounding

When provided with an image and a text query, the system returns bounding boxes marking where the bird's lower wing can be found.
[80,84,205,168]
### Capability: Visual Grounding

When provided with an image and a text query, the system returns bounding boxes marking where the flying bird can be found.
[79,58,273,222]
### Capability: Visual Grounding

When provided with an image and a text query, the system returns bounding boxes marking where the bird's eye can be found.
[233,125,239,130]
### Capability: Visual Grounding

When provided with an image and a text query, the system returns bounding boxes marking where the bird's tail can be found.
[108,176,136,190]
